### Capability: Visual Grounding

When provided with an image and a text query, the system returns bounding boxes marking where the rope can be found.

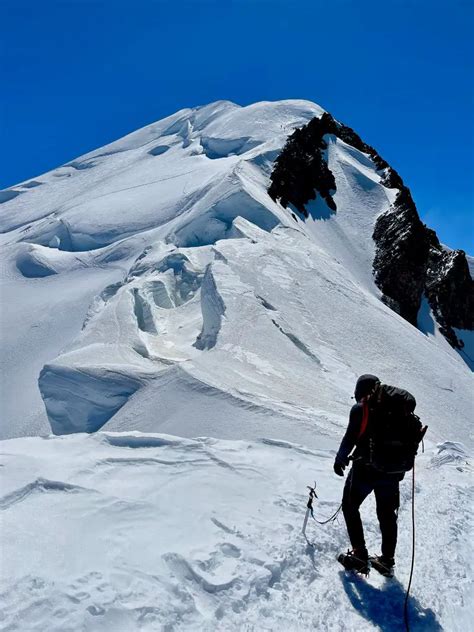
[304,461,417,632]
[309,466,354,525]
[404,461,416,632]
[311,502,342,525]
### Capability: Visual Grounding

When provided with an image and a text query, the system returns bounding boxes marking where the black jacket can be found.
[336,403,366,464]
[336,402,405,480]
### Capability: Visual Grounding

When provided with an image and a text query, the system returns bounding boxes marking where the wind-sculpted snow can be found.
[0,432,471,630]
[0,477,97,510]
[194,264,226,350]
[0,98,472,447]
[39,363,147,434]
[33,212,472,442]
[430,441,472,468]
[170,172,282,248]
[1,98,472,631]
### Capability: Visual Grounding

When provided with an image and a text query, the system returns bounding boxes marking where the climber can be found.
[334,374,424,577]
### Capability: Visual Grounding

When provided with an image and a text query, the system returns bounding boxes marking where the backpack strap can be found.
[358,401,370,439]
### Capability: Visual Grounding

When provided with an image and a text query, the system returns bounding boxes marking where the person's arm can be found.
[333,403,363,476]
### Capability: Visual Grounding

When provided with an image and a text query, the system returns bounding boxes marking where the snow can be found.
[0,432,471,631]
[30,216,471,446]
[2,100,470,445]
[1,98,473,630]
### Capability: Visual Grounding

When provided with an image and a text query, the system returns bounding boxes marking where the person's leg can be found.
[374,477,400,560]
[342,467,374,554]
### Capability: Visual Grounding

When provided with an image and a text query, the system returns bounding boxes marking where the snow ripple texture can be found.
[0,433,472,631]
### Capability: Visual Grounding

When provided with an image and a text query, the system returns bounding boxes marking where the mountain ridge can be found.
[268,110,474,346]
[1,98,473,632]
[0,99,472,443]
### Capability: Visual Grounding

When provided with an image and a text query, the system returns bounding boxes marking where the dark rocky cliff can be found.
[269,113,474,349]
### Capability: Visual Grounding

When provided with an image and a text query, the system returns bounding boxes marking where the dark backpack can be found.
[364,384,426,474]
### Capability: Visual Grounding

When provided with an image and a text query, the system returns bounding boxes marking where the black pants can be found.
[342,465,401,559]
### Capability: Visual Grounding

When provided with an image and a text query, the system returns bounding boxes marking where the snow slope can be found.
[1,432,471,631]
[1,99,473,631]
[0,100,322,440]
[1,99,471,445]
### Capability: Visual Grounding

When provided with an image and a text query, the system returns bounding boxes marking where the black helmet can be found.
[354,374,380,402]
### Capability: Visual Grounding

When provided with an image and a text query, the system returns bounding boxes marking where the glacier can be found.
[0,99,472,631]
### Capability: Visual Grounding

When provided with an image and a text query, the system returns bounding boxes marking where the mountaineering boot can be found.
[337,547,369,575]
[369,554,395,578]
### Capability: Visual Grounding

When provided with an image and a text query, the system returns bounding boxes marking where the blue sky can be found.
[1,0,473,253]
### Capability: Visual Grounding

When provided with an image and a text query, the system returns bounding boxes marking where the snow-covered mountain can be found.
[1,99,472,443]
[1,100,472,631]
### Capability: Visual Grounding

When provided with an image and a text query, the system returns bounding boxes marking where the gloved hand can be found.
[333,455,349,477]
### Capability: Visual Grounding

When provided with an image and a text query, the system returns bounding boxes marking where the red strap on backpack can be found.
[358,400,369,439]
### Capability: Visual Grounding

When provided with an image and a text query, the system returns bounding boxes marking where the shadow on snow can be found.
[340,571,442,631]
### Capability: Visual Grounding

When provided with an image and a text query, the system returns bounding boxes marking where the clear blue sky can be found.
[1,0,473,253]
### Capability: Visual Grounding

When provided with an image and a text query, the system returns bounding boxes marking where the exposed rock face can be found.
[425,248,474,346]
[268,111,405,215]
[269,113,474,349]
[373,189,474,349]
[268,114,337,214]
[372,188,432,325]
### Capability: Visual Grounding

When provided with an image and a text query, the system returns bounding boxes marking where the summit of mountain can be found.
[0,99,472,443]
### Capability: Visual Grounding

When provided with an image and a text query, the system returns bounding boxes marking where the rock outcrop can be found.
[425,247,474,347]
[268,114,337,214]
[268,111,404,215]
[269,113,474,349]
[373,188,474,348]
[372,188,432,325]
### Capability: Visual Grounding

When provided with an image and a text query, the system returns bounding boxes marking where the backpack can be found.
[362,384,427,474]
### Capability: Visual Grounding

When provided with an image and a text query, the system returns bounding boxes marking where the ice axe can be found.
[302,482,318,538]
